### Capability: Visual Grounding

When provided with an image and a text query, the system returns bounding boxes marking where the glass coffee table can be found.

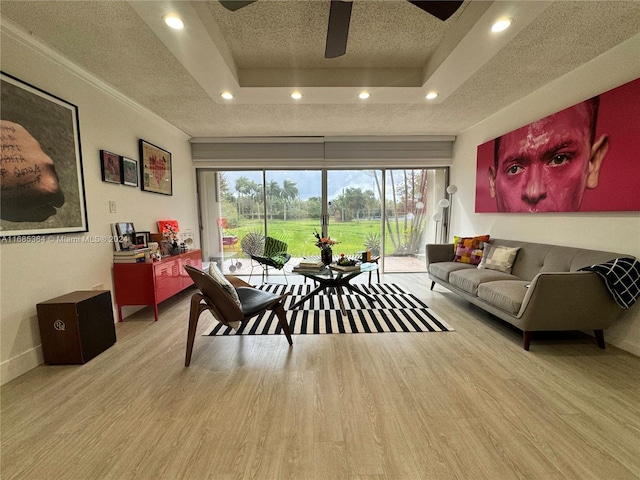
[290,262,380,315]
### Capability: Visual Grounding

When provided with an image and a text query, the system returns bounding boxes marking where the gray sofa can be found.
[426,238,629,350]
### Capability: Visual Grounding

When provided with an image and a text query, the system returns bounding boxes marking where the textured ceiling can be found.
[1,1,639,138]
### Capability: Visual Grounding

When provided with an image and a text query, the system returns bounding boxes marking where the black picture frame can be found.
[100,150,121,184]
[139,139,172,195]
[0,71,88,237]
[134,231,150,247]
[121,156,138,187]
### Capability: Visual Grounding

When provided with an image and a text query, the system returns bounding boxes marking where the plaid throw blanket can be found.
[579,257,640,309]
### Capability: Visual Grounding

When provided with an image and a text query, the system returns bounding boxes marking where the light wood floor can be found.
[2,273,640,480]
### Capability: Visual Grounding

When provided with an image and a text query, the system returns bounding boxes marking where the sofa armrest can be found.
[426,243,455,267]
[518,271,623,330]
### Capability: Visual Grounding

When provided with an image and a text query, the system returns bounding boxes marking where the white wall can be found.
[450,34,640,355]
[0,29,198,384]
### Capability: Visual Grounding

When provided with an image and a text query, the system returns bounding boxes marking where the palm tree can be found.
[281,179,299,221]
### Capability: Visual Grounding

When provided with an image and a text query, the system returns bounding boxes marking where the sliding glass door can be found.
[198,167,448,275]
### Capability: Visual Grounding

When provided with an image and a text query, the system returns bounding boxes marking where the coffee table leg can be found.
[291,283,326,310]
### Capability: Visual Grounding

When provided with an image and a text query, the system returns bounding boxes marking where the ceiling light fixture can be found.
[291,91,303,100]
[359,91,370,100]
[425,92,439,100]
[491,18,512,33]
[164,14,184,30]
[221,92,234,100]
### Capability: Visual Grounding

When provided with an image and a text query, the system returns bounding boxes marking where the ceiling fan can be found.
[219,0,464,58]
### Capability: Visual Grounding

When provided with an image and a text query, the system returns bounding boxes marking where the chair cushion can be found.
[209,262,242,310]
[236,287,282,316]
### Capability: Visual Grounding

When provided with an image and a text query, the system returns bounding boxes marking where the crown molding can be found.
[1,19,189,140]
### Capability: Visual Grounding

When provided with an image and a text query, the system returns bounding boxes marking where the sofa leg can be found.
[523,331,533,351]
[430,281,435,291]
[594,329,605,349]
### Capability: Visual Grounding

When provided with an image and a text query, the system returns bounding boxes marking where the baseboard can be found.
[0,346,44,386]
[610,338,640,357]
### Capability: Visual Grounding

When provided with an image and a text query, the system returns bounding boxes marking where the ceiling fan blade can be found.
[408,1,464,21]
[325,0,353,59]
[219,0,258,12]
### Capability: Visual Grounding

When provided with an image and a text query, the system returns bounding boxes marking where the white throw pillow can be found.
[477,244,520,274]
[208,262,243,325]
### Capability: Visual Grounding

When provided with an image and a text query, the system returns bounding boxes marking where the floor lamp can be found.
[445,184,458,242]
[432,212,442,243]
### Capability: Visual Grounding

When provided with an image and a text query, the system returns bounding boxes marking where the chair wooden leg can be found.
[523,331,533,351]
[273,303,293,346]
[185,295,204,367]
[594,329,606,349]
[430,281,435,291]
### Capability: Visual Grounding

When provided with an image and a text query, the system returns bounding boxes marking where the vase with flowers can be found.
[314,230,338,265]
[162,224,180,255]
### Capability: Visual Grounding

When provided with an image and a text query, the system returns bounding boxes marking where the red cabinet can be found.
[113,250,202,321]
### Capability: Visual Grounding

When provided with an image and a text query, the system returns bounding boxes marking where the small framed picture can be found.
[121,157,138,187]
[100,150,121,184]
[134,231,150,247]
[139,139,172,195]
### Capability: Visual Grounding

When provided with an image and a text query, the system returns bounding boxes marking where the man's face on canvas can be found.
[489,102,609,212]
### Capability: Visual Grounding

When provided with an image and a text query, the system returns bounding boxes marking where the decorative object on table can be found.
[139,139,172,195]
[0,72,88,236]
[158,219,180,254]
[204,283,454,337]
[121,157,138,187]
[111,221,135,251]
[336,253,357,267]
[134,231,150,248]
[314,229,338,265]
[100,150,121,184]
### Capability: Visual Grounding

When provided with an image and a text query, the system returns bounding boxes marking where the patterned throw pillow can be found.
[477,244,520,274]
[453,235,490,265]
[208,262,243,311]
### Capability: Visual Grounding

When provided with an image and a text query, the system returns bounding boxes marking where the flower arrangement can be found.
[314,230,338,251]
[337,253,357,267]
[162,225,179,248]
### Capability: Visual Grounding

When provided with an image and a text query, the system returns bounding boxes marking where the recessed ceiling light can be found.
[291,91,303,100]
[164,14,184,30]
[221,92,234,100]
[491,18,512,33]
[358,91,371,100]
[425,91,439,100]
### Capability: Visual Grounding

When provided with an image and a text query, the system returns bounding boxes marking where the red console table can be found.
[113,249,202,321]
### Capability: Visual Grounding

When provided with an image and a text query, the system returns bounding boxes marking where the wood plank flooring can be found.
[2,273,640,479]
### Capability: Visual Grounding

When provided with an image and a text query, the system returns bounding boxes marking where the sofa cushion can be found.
[478,244,520,274]
[449,268,519,295]
[429,262,476,282]
[453,235,490,265]
[477,280,530,315]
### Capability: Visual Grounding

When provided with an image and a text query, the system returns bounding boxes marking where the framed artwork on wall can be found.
[121,156,138,187]
[0,71,88,237]
[139,139,172,195]
[100,150,121,184]
[475,77,640,213]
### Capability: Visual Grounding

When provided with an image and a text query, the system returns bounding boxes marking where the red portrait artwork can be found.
[475,77,640,213]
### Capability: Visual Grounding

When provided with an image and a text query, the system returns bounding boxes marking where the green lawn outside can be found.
[225,219,382,257]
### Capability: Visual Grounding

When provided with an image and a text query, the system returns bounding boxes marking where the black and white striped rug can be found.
[204,283,454,336]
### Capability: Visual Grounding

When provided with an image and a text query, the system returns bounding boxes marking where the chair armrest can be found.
[426,243,455,266]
